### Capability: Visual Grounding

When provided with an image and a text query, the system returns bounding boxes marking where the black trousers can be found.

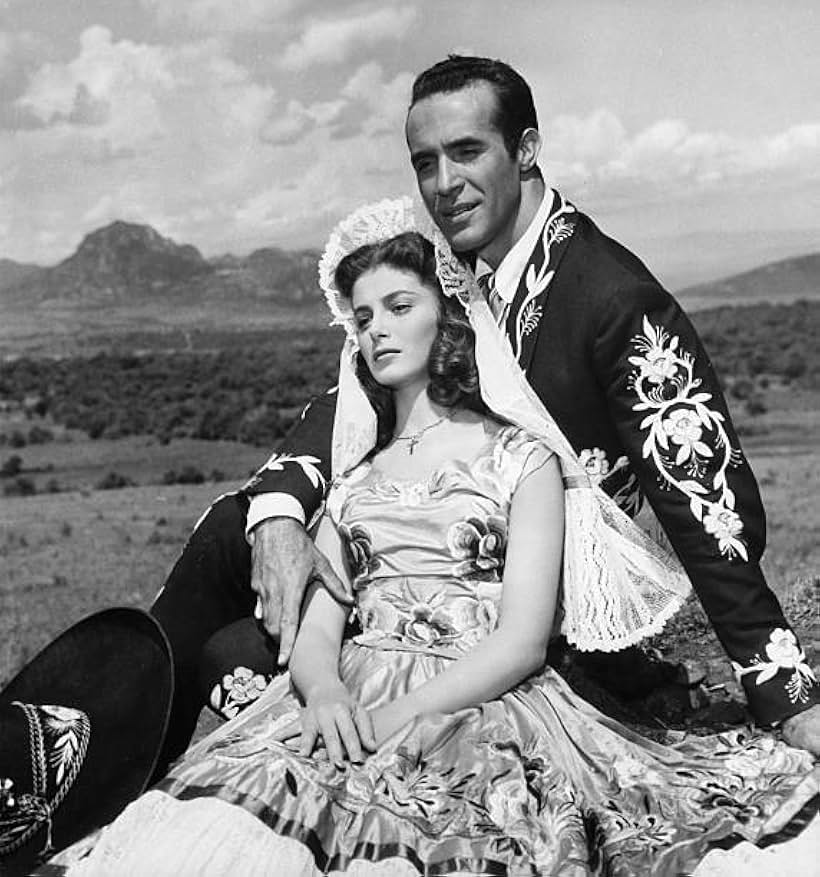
[149,493,271,776]
[149,493,686,778]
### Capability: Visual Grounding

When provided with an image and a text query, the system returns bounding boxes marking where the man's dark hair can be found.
[410,55,538,157]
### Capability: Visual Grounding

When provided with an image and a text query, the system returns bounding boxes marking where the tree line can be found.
[0,301,817,449]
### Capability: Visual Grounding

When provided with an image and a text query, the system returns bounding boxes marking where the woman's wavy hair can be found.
[334,231,487,449]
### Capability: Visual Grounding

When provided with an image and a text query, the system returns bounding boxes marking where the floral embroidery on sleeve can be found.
[244,452,326,492]
[731,628,816,704]
[629,316,747,560]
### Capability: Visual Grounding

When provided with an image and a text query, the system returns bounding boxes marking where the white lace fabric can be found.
[318,198,692,653]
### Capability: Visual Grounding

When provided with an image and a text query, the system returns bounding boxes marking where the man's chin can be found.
[443,225,484,255]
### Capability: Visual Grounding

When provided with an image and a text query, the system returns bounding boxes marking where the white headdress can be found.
[319,197,691,652]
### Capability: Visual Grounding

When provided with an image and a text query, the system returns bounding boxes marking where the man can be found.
[151,55,819,772]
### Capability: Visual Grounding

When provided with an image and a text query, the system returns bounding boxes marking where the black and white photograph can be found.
[1,2,818,874]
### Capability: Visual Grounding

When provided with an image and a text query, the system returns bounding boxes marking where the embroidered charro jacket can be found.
[244,191,818,727]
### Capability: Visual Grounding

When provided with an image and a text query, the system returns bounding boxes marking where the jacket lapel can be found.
[503,190,578,372]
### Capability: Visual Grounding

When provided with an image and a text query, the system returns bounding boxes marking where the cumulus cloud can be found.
[0,30,418,262]
[545,109,820,201]
[280,6,417,71]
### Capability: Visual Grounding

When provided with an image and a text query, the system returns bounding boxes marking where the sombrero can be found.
[0,607,173,875]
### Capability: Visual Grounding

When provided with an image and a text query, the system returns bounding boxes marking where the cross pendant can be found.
[407,437,419,454]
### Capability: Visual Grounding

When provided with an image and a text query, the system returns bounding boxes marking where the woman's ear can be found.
[517,127,541,175]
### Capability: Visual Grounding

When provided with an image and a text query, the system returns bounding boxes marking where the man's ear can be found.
[517,127,541,175]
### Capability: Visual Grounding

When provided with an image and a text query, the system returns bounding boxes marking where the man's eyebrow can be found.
[445,135,485,150]
[411,136,485,164]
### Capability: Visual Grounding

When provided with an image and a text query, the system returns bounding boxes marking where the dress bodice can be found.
[326,422,552,655]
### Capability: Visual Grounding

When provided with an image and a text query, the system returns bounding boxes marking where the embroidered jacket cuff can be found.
[246,494,306,540]
[738,666,820,727]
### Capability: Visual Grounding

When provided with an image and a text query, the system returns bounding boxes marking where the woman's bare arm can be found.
[283,516,376,763]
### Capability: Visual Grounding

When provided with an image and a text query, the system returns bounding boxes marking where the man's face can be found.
[406,82,522,262]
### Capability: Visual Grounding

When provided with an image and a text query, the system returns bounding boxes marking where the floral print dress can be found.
[60,423,816,876]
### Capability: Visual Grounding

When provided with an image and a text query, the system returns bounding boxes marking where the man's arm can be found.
[241,387,350,664]
[243,386,338,531]
[592,281,819,728]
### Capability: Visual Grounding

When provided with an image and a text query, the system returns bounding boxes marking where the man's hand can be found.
[250,517,352,666]
[782,703,820,756]
[273,682,375,766]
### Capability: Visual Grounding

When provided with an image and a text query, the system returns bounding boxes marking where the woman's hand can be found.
[273,682,376,766]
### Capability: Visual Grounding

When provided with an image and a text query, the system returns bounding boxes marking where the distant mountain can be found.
[678,252,820,310]
[0,258,44,291]
[1,220,321,307]
[209,246,320,303]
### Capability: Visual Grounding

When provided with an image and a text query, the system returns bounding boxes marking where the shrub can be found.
[4,476,36,496]
[96,471,136,490]
[1,455,23,477]
[27,425,54,444]
[163,465,206,485]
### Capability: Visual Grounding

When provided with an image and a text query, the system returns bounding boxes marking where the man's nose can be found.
[436,157,461,196]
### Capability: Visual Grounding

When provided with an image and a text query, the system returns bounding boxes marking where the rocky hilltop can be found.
[1,221,321,307]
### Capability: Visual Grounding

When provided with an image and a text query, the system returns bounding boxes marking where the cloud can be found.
[280,6,417,71]
[262,62,412,144]
[544,109,820,204]
[0,29,47,81]
[0,31,419,263]
[139,0,298,33]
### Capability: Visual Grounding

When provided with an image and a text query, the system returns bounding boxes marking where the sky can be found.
[1,0,818,289]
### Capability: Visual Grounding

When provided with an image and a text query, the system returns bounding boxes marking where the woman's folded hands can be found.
[272,682,417,766]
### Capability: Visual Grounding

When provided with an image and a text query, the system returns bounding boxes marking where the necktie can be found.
[481,273,506,326]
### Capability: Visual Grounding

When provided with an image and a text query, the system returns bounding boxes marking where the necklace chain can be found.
[393,415,447,455]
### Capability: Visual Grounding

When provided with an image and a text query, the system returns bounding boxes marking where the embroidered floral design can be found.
[511,194,576,360]
[446,514,508,580]
[244,452,326,493]
[731,628,816,705]
[578,448,610,484]
[629,316,747,559]
[210,666,271,720]
[42,705,87,785]
[382,583,460,648]
[578,449,642,515]
[379,749,472,823]
[338,521,380,586]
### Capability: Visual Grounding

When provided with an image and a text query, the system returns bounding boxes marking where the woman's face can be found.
[351,264,441,392]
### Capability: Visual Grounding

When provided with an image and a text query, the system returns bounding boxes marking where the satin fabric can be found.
[59,424,815,876]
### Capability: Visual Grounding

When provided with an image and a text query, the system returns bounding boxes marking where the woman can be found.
[56,202,816,876]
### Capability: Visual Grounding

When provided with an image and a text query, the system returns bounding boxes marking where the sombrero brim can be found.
[0,607,173,873]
